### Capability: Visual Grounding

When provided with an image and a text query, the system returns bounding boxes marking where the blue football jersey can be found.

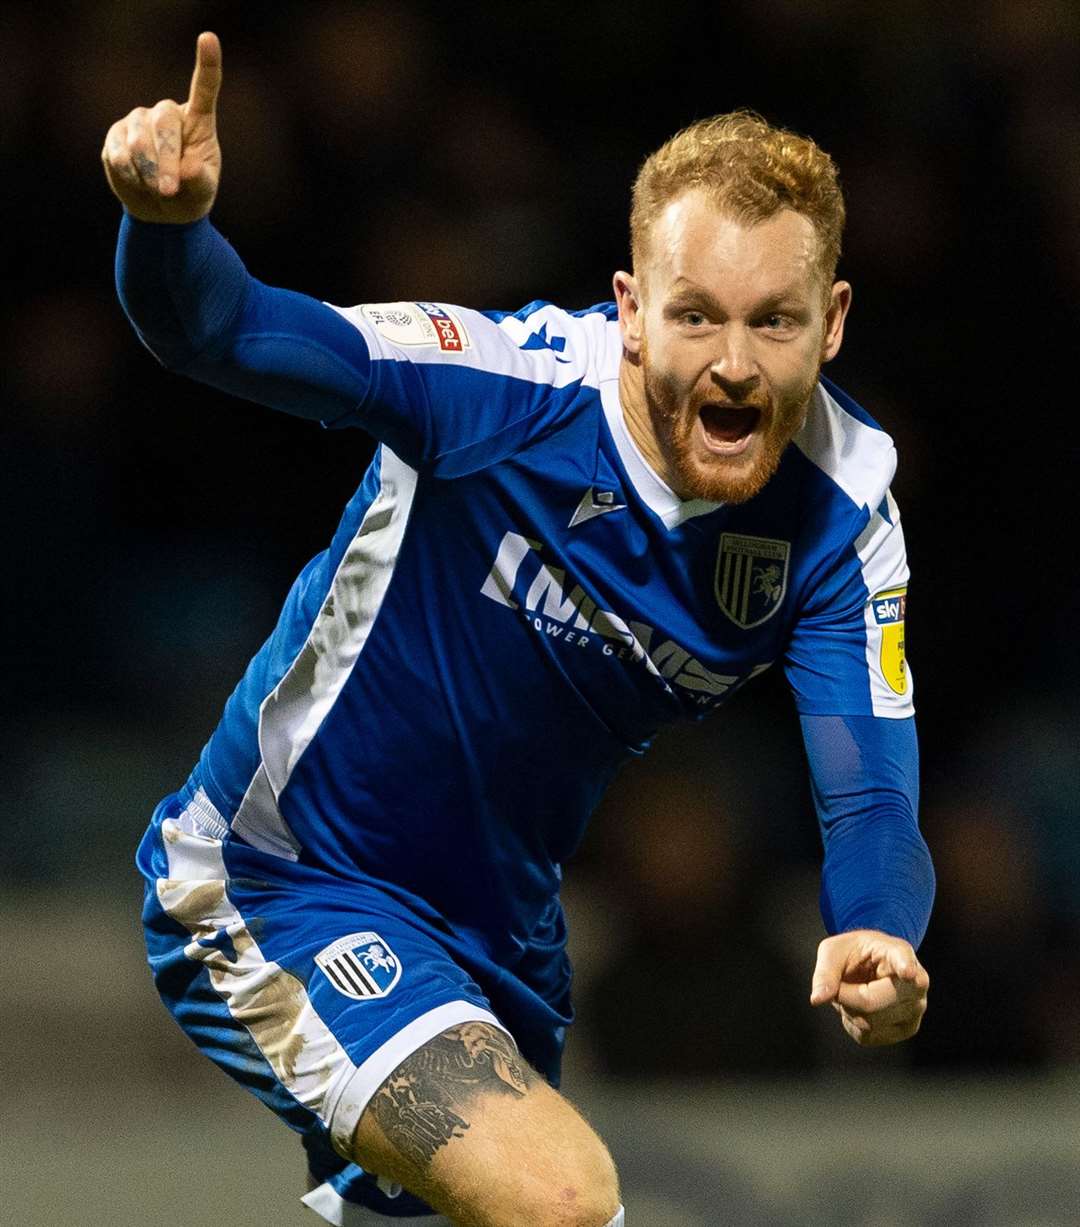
[119,213,933,1227]
[117,216,928,956]
[177,299,911,959]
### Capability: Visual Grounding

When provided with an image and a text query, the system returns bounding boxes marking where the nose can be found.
[709,326,760,396]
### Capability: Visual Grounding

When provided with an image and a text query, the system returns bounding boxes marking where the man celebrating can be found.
[104,32,933,1227]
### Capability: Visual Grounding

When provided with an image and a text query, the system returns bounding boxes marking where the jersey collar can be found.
[598,366,722,531]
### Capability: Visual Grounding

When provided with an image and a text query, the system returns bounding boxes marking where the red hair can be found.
[630,111,845,286]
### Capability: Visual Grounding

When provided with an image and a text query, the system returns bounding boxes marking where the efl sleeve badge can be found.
[870,587,907,695]
[360,302,471,352]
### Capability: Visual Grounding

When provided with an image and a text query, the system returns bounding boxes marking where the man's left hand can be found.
[810,929,929,1046]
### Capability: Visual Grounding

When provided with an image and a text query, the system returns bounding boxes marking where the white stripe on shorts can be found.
[158,815,357,1120]
[157,813,511,1170]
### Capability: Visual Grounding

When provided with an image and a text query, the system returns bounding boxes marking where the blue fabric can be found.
[116,213,371,423]
[138,792,569,1219]
[801,713,933,946]
[120,213,932,1218]
[116,218,593,473]
[117,215,928,955]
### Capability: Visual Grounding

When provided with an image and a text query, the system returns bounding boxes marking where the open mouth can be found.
[699,403,761,448]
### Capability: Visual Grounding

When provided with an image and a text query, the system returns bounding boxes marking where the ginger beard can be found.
[640,334,819,504]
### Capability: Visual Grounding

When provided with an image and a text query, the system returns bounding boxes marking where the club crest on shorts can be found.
[315,931,402,1001]
[715,533,790,629]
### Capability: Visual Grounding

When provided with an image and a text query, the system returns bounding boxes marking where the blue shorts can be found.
[138,786,571,1224]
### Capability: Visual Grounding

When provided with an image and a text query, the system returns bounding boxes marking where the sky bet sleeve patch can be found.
[871,587,907,695]
[360,302,471,353]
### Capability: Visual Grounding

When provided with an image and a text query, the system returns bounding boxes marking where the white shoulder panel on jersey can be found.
[329,300,607,393]
[794,383,897,511]
[795,383,913,717]
[855,487,914,717]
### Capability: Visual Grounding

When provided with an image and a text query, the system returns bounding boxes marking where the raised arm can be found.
[101,34,601,472]
[102,33,373,428]
[101,30,223,224]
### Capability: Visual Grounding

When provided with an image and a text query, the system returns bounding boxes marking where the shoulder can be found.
[322,298,620,474]
[329,297,619,385]
[479,300,621,368]
[793,376,898,515]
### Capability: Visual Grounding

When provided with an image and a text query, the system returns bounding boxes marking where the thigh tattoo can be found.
[370,1023,538,1168]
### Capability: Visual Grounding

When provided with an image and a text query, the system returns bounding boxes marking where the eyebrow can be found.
[665,277,808,313]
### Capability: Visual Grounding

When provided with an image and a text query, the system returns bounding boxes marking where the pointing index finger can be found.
[186,31,222,117]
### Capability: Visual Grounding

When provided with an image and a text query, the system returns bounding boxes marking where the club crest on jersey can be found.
[361,302,470,353]
[715,533,790,629]
[315,931,402,1001]
[871,587,908,695]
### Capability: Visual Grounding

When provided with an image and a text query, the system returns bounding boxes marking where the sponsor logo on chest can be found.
[480,530,771,708]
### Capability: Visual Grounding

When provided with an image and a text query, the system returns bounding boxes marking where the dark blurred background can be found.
[4,1,1080,1223]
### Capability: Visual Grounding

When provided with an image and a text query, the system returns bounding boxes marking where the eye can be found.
[757,312,799,335]
[681,310,707,327]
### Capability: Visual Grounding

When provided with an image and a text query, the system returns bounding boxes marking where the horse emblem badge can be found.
[715,533,790,629]
[315,931,402,1001]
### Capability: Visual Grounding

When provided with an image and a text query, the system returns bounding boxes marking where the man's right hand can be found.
[101,31,223,224]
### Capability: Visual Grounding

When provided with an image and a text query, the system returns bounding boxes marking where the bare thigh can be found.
[352,1022,620,1227]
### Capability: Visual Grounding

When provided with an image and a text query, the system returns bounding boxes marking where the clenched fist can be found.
[810,929,930,1047]
[102,31,223,224]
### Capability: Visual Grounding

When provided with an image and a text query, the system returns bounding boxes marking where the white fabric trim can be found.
[182,786,229,840]
[301,1180,452,1225]
[598,376,720,530]
[325,1000,509,1157]
[331,299,600,392]
[233,446,419,859]
[794,383,897,512]
[156,818,358,1122]
[232,761,299,859]
[853,489,915,717]
[605,1209,626,1227]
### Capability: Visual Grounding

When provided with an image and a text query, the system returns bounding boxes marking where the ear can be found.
[821,280,852,363]
[613,270,644,355]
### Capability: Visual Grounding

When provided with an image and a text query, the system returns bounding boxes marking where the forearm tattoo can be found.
[370,1023,537,1168]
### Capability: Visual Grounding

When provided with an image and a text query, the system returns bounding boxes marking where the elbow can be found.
[131,328,202,375]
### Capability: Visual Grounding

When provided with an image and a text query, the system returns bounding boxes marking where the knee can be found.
[511,1130,620,1227]
[440,1115,619,1227]
[351,1018,620,1227]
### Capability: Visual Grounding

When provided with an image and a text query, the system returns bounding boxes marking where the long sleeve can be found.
[115,213,602,474]
[115,212,373,424]
[800,712,934,947]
